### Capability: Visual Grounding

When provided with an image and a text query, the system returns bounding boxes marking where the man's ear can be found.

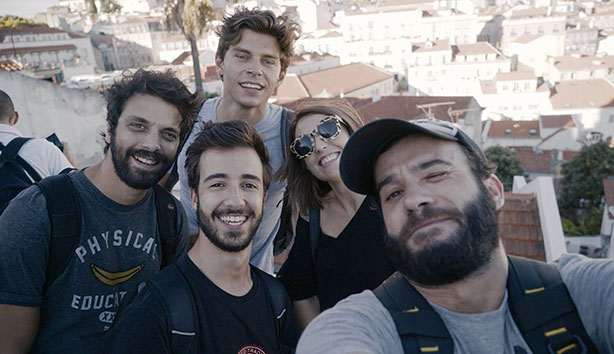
[215,56,224,78]
[10,111,19,125]
[104,124,112,146]
[190,186,198,210]
[484,174,505,211]
[277,68,287,86]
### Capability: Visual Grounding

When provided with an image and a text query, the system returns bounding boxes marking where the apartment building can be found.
[508,34,565,76]
[544,53,614,82]
[500,7,566,55]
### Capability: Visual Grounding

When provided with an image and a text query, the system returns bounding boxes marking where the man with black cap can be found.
[296,118,614,354]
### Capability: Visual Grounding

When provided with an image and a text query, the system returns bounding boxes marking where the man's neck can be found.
[411,246,509,314]
[217,96,268,125]
[83,155,148,205]
[188,233,253,296]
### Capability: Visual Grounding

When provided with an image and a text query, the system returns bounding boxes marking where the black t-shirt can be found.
[278,197,395,311]
[106,254,299,354]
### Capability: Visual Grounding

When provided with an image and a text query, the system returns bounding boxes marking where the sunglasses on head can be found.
[290,115,343,159]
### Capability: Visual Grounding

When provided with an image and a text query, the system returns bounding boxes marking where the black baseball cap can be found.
[340,118,485,196]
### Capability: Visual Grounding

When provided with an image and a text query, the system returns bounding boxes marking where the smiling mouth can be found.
[410,218,454,237]
[132,154,159,166]
[218,215,248,227]
[240,82,263,90]
[319,152,339,166]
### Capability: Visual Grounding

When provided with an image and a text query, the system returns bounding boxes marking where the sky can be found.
[0,0,58,18]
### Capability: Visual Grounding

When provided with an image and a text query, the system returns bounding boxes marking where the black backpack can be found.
[36,173,182,292]
[146,261,293,354]
[273,106,295,256]
[374,256,598,354]
[0,137,42,215]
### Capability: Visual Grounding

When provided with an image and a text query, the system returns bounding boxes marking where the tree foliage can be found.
[164,0,215,93]
[0,16,48,29]
[484,145,524,192]
[559,141,614,235]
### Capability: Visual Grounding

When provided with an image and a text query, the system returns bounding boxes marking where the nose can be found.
[141,130,161,152]
[402,184,434,214]
[224,185,247,209]
[313,136,327,152]
[246,59,263,76]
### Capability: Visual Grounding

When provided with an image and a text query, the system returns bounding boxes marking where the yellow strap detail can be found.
[556,343,577,354]
[545,327,568,337]
[420,346,439,353]
[403,306,419,313]
[524,287,545,294]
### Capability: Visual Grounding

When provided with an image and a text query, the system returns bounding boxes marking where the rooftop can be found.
[551,54,614,71]
[487,120,541,138]
[453,42,501,57]
[499,192,546,261]
[0,44,76,56]
[358,96,478,122]
[540,114,576,128]
[412,39,450,53]
[550,79,614,110]
[495,71,537,81]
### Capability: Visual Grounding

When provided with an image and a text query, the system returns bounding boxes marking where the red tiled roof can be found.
[277,63,393,98]
[552,54,614,71]
[358,96,477,122]
[509,7,549,19]
[320,31,342,39]
[550,79,614,110]
[540,115,575,128]
[511,148,552,173]
[499,192,546,261]
[512,34,544,44]
[0,44,76,56]
[480,80,497,94]
[604,177,614,207]
[412,39,450,53]
[562,150,580,161]
[275,74,309,98]
[487,120,540,137]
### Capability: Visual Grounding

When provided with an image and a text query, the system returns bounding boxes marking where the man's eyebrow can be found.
[242,174,262,182]
[126,115,179,135]
[231,47,251,55]
[376,174,396,193]
[204,173,228,182]
[412,159,452,172]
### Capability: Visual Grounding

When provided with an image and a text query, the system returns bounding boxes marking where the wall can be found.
[1,70,106,167]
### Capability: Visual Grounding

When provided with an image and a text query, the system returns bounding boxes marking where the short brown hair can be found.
[0,90,15,123]
[186,120,272,193]
[277,100,365,213]
[216,7,300,73]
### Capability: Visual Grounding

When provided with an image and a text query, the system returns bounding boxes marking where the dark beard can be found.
[197,201,261,253]
[110,135,173,190]
[384,183,500,287]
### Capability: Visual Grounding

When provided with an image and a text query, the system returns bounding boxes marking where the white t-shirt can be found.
[297,254,614,354]
[0,123,72,180]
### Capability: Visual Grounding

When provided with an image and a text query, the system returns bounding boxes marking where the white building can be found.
[500,7,566,55]
[287,53,340,75]
[598,30,614,55]
[116,0,163,14]
[544,53,614,82]
[477,71,551,120]
[508,34,566,76]
[0,27,96,81]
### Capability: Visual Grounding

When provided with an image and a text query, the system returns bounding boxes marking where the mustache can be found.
[400,205,464,239]
[212,208,256,218]
[127,148,171,165]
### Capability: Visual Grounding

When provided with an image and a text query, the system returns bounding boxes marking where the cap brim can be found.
[340,118,457,196]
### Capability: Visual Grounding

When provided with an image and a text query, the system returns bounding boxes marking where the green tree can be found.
[559,141,614,235]
[100,0,122,14]
[0,15,47,28]
[484,145,524,192]
[165,0,215,94]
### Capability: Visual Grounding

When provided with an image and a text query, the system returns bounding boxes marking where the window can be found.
[504,128,512,134]
[529,129,537,135]
[609,115,614,123]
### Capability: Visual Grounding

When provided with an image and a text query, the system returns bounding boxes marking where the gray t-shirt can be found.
[0,170,189,354]
[177,97,286,274]
[296,254,614,354]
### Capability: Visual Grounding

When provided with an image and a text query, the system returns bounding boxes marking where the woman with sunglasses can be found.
[276,100,394,330]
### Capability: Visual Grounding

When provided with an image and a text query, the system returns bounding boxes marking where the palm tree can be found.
[164,0,215,94]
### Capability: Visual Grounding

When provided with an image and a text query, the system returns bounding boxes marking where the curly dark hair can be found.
[276,99,365,213]
[102,69,200,153]
[216,7,300,74]
[185,120,272,193]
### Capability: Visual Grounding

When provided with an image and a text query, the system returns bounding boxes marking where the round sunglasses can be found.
[290,115,344,159]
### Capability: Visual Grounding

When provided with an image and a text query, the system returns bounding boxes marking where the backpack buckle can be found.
[547,334,587,354]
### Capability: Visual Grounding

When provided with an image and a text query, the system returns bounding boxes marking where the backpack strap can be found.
[152,185,178,269]
[308,208,320,264]
[148,263,199,354]
[374,272,454,354]
[37,172,81,293]
[257,269,290,351]
[0,137,42,182]
[279,107,293,159]
[507,256,598,354]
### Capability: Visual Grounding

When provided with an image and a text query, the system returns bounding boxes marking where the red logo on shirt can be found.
[237,345,267,354]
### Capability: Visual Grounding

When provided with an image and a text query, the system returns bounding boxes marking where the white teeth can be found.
[320,152,339,166]
[219,215,247,226]
[240,83,263,89]
[134,155,156,165]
